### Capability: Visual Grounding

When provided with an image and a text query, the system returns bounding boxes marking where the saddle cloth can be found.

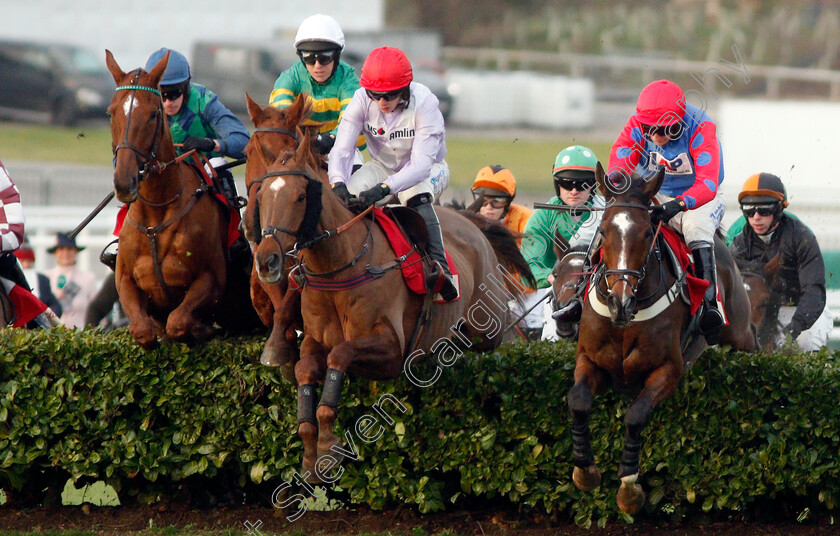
[113,161,242,248]
[1,276,48,328]
[659,226,727,323]
[373,207,459,301]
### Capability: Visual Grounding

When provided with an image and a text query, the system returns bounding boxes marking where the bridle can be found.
[596,202,663,299]
[246,127,301,245]
[112,70,165,183]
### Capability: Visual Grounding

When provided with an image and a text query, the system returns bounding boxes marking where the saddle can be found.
[375,206,460,302]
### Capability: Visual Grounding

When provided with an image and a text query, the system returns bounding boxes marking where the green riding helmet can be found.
[552,145,599,198]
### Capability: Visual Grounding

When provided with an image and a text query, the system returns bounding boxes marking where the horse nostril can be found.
[265,252,281,273]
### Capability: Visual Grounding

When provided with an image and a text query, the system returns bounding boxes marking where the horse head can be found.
[105,49,173,204]
[740,253,781,339]
[550,229,587,338]
[252,129,326,284]
[595,164,665,326]
[244,93,322,245]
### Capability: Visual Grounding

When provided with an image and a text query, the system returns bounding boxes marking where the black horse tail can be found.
[458,210,537,290]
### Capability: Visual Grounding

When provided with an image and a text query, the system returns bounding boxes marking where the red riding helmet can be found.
[360,47,413,92]
[635,79,685,126]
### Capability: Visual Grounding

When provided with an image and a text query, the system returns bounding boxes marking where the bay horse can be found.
[105,50,261,348]
[252,134,534,481]
[549,230,590,340]
[568,165,756,514]
[242,93,321,378]
[739,254,781,349]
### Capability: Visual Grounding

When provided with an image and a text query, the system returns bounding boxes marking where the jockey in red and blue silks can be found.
[608,79,726,345]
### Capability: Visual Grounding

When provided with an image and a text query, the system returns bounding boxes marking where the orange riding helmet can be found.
[472,165,517,199]
[738,172,789,208]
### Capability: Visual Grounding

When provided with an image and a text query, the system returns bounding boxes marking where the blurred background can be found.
[1,0,839,339]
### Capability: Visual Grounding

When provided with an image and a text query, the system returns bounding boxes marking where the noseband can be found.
[598,202,657,296]
[113,71,164,180]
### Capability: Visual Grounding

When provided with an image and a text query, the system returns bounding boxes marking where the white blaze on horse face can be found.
[269,178,287,194]
[121,94,133,118]
[610,212,635,269]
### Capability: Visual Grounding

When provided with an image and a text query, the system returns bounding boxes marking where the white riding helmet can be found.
[294,14,345,51]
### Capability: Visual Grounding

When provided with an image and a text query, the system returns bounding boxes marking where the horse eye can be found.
[297,193,306,202]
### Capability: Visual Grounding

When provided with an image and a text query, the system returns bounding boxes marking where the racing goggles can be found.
[641,122,683,139]
[366,88,403,102]
[473,193,510,209]
[160,87,184,102]
[299,49,338,66]
[741,204,777,218]
[555,178,595,192]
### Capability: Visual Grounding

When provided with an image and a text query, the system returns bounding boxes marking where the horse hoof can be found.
[572,465,602,491]
[616,475,646,514]
[259,345,291,367]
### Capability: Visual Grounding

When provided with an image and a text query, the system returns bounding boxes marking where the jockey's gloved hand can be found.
[650,198,686,225]
[331,182,352,206]
[783,322,802,341]
[314,133,336,155]
[182,136,216,153]
[358,183,391,208]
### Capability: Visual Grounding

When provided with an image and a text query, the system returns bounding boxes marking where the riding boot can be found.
[100,239,119,271]
[216,169,245,210]
[691,243,724,345]
[409,194,458,302]
[0,252,31,290]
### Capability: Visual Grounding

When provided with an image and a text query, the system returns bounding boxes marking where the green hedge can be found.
[1,327,839,526]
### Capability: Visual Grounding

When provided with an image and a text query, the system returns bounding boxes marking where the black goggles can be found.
[160,87,184,102]
[472,192,510,209]
[366,88,403,102]
[555,178,595,192]
[641,122,683,139]
[298,50,338,66]
[741,204,777,218]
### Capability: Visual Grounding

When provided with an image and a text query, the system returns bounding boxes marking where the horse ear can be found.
[641,168,666,201]
[147,51,169,86]
[246,93,265,125]
[288,93,309,126]
[552,227,571,261]
[296,128,311,161]
[595,161,607,196]
[764,253,781,278]
[105,49,125,84]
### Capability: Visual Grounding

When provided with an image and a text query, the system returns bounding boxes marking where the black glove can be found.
[650,199,686,225]
[358,183,391,208]
[783,323,802,341]
[182,136,216,153]
[313,133,336,155]
[332,183,351,206]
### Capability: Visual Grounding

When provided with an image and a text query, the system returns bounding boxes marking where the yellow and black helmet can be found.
[738,172,788,208]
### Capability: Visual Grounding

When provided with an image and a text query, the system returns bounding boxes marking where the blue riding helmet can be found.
[145,47,191,86]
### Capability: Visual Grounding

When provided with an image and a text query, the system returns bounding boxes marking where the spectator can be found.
[730,173,831,351]
[45,232,97,328]
[13,237,62,317]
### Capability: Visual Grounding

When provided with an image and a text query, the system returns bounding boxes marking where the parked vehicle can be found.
[0,40,114,126]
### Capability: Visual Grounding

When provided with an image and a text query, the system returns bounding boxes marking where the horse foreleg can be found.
[261,283,301,378]
[295,336,327,483]
[315,332,402,467]
[616,363,679,515]
[166,270,221,342]
[117,272,160,349]
[568,355,607,492]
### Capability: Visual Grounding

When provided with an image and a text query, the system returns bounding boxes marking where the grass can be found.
[0,120,612,196]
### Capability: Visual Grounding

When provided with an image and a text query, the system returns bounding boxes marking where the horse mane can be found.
[458,210,537,289]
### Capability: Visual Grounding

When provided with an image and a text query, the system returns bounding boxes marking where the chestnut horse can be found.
[105,50,260,348]
[252,135,533,481]
[242,93,322,378]
[568,165,756,514]
[739,254,781,349]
